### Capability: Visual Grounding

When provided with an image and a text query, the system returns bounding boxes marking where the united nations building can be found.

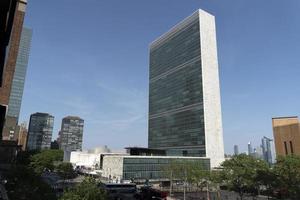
[148,9,224,168]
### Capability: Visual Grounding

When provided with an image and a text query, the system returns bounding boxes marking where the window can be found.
[284,141,288,155]
[290,141,294,154]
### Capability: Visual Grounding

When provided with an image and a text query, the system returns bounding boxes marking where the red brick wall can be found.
[0,7,25,105]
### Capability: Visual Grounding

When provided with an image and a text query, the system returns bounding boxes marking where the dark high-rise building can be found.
[234,145,239,156]
[0,0,28,140]
[2,27,32,140]
[58,116,84,151]
[26,112,54,150]
[50,140,59,150]
[148,9,224,168]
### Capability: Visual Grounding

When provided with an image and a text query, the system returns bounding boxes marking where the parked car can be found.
[137,186,168,200]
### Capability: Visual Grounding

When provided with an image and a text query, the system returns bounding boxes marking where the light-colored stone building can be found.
[68,146,126,169]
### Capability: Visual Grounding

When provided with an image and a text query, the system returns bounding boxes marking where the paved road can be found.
[167,191,270,200]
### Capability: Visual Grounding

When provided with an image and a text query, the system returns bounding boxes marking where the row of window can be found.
[149,60,203,115]
[150,19,200,78]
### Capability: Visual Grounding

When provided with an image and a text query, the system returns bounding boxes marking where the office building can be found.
[272,116,300,157]
[234,145,239,156]
[2,117,19,141]
[50,140,59,149]
[261,136,274,165]
[26,112,54,150]
[0,0,28,140]
[17,122,27,151]
[7,27,32,119]
[58,116,84,151]
[102,155,210,182]
[2,27,32,140]
[252,146,263,159]
[148,9,224,168]
[247,142,253,156]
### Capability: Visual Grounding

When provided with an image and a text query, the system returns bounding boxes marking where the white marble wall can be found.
[199,10,225,168]
[102,156,124,181]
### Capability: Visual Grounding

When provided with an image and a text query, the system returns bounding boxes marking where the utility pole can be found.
[206,182,210,200]
[169,170,173,197]
[183,169,187,200]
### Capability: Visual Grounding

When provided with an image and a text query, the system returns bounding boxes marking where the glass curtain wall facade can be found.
[26,112,54,150]
[7,27,32,120]
[149,11,204,157]
[58,116,84,151]
[123,157,210,180]
[148,10,224,168]
[261,136,273,165]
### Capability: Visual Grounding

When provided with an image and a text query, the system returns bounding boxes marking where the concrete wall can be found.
[273,117,300,156]
[102,156,123,181]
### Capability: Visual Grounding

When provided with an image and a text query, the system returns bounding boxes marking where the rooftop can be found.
[31,112,53,117]
[104,155,210,159]
[63,116,83,120]
[150,9,214,49]
[272,116,298,120]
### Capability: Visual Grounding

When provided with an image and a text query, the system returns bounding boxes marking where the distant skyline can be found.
[20,0,300,154]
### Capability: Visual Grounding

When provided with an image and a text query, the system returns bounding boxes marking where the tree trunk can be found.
[169,170,173,197]
[240,193,243,200]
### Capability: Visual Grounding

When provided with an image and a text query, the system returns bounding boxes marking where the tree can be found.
[273,155,300,200]
[4,165,57,200]
[220,154,269,200]
[254,166,277,199]
[30,149,63,175]
[186,162,210,192]
[163,160,209,199]
[60,177,107,200]
[56,162,76,180]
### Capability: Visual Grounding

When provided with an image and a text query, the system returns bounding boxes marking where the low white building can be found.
[67,146,211,183]
[68,146,126,169]
[70,151,101,168]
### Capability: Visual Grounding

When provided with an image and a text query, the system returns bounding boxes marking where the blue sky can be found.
[20,0,300,154]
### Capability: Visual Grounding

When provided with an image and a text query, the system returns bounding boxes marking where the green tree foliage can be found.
[273,155,300,199]
[161,154,300,199]
[163,160,210,192]
[255,166,277,199]
[60,177,107,200]
[16,149,40,165]
[186,162,210,191]
[29,149,63,174]
[220,154,269,200]
[4,166,57,200]
[56,162,76,180]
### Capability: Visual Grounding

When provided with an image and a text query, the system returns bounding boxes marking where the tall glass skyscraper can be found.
[261,136,274,165]
[148,9,224,168]
[58,116,84,151]
[27,112,54,150]
[7,27,32,120]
